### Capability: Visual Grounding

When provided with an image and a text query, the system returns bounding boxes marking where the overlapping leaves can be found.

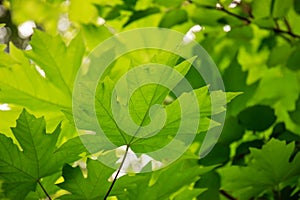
[219,139,300,200]
[58,158,214,199]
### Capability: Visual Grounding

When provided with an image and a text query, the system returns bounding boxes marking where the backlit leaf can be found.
[0,110,86,199]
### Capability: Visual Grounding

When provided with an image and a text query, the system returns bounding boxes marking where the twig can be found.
[284,18,292,33]
[277,34,293,43]
[37,179,52,200]
[104,144,130,199]
[220,189,237,200]
[274,19,280,30]
[197,4,251,24]
[218,6,251,24]
[271,27,300,38]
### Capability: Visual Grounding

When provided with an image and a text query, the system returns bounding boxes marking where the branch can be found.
[284,18,292,33]
[37,179,52,200]
[104,144,130,199]
[198,3,300,39]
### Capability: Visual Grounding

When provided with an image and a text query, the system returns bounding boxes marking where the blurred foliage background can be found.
[1,0,300,199]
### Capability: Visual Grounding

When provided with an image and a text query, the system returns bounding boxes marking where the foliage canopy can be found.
[1,0,300,199]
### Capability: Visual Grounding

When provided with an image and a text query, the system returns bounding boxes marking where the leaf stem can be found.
[37,179,52,200]
[104,144,130,200]
[273,184,282,200]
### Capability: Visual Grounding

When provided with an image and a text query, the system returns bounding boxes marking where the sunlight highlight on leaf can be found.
[18,20,36,39]
[109,145,163,181]
[0,103,10,111]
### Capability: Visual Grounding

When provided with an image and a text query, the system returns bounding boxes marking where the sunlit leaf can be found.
[0,110,86,199]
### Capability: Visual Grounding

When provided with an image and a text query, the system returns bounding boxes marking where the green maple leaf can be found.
[58,158,214,199]
[26,30,85,96]
[58,159,144,200]
[58,159,114,200]
[0,110,86,199]
[74,50,241,162]
[0,31,84,111]
[73,56,200,147]
[219,139,300,200]
[0,44,69,111]
[93,57,196,145]
[0,30,85,138]
[121,159,215,200]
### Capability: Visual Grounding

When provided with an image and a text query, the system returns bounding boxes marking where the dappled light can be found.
[0,103,10,111]
[18,20,36,39]
[0,0,300,199]
[223,24,231,32]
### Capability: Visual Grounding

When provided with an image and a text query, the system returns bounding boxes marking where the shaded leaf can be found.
[219,139,300,200]
[287,47,300,71]
[272,0,293,18]
[124,7,160,27]
[153,0,184,7]
[58,160,114,199]
[159,9,188,28]
[294,0,300,14]
[237,105,276,131]
[251,0,272,19]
